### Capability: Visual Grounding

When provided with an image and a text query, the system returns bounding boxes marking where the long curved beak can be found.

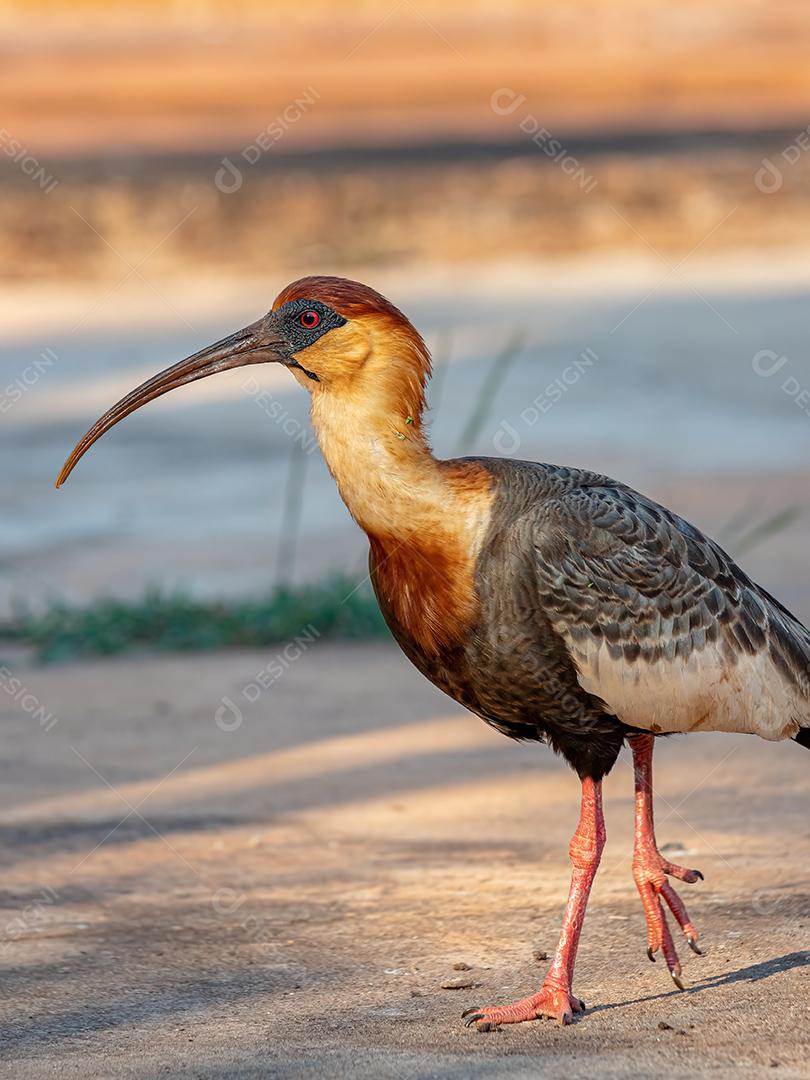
[55,314,292,488]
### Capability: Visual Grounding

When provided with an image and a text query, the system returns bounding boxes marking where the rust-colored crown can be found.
[274,275,431,398]
[274,275,415,330]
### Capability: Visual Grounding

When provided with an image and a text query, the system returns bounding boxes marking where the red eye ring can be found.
[299,310,320,329]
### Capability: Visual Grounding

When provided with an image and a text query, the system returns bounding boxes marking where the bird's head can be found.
[56,275,431,487]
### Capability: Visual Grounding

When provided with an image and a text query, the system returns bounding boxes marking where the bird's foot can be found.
[633,844,703,986]
[462,982,586,1031]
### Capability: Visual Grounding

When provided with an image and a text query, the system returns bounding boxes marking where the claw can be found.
[632,738,703,994]
[463,1012,500,1032]
[460,987,583,1029]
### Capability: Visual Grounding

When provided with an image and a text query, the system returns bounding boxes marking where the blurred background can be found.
[2,7,810,1071]
[2,0,810,641]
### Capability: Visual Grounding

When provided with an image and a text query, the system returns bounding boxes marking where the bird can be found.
[56,275,810,1030]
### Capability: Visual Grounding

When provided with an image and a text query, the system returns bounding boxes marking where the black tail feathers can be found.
[795,728,810,750]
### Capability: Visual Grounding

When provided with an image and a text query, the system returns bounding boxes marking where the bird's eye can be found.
[299,310,320,329]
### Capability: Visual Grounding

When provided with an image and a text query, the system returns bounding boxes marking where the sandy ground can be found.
[0,642,807,1079]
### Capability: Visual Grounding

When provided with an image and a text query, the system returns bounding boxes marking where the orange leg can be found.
[463,776,605,1030]
[631,734,703,987]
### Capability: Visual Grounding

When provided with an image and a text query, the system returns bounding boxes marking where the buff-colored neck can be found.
[302,332,493,653]
[308,371,453,539]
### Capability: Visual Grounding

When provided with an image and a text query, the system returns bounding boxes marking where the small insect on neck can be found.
[311,390,445,538]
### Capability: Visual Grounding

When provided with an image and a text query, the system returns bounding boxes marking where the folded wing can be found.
[529,470,810,741]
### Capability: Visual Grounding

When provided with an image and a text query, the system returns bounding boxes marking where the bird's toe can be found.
[462,986,585,1030]
[475,1018,501,1033]
[462,1011,489,1029]
[634,851,704,983]
[662,859,704,885]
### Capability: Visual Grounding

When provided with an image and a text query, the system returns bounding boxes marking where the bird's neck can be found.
[309,379,450,538]
[308,368,493,654]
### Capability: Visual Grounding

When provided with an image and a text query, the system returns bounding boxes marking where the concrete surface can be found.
[0,642,807,1078]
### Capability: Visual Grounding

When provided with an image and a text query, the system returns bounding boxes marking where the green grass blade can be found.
[455,330,525,455]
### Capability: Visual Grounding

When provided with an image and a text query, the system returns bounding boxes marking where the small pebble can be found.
[452,962,471,971]
[659,841,687,856]
[533,948,549,962]
[658,1020,674,1031]
[441,976,475,989]
[410,989,423,998]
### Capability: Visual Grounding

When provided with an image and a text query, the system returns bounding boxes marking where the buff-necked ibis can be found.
[56,276,810,1029]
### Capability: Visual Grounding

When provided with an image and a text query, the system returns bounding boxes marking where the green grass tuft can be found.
[1,576,390,663]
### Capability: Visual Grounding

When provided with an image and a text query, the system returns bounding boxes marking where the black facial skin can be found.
[273,299,347,380]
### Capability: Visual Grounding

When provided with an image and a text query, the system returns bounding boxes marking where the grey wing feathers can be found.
[521,463,810,740]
